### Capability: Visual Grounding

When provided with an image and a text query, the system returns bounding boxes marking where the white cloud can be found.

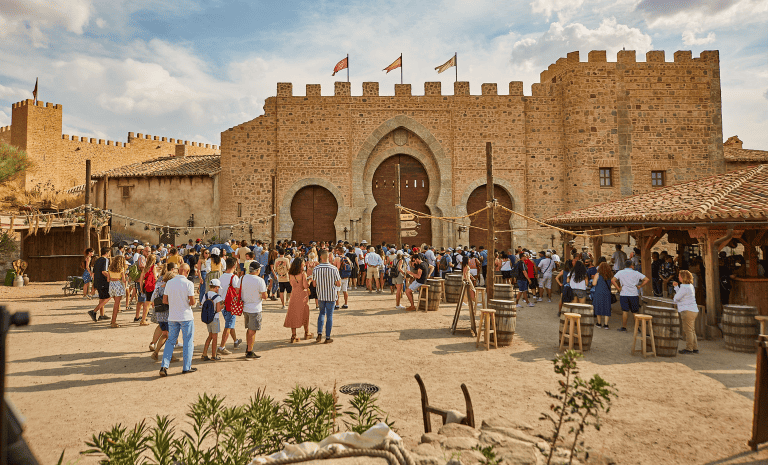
[0,110,10,126]
[0,0,93,46]
[531,0,585,21]
[764,89,768,100]
[639,0,768,38]
[682,31,716,45]
[511,18,653,66]
[95,17,106,28]
[0,83,29,101]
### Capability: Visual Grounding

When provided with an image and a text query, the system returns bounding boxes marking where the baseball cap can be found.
[361,240,368,244]
[249,261,261,272]
[211,247,221,256]
[210,278,221,287]
[137,245,144,250]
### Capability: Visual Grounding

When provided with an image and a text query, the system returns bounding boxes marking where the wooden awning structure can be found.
[545,164,768,338]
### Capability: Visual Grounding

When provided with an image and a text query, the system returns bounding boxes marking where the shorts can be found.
[367,267,380,279]
[109,281,125,297]
[573,288,588,299]
[393,273,404,285]
[145,291,153,301]
[206,318,221,334]
[239,263,245,272]
[340,278,349,292]
[158,321,169,331]
[409,280,423,292]
[279,281,292,293]
[221,309,237,329]
[517,279,529,292]
[529,277,538,289]
[619,295,640,314]
[309,285,318,300]
[469,269,478,276]
[502,270,513,280]
[244,312,262,331]
[541,274,553,289]
[137,291,147,302]
[97,286,110,300]
[82,271,92,283]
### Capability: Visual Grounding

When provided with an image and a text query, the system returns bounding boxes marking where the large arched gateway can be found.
[371,154,432,246]
[467,184,514,253]
[290,185,338,244]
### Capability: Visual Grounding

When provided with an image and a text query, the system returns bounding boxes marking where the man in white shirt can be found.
[611,259,650,333]
[425,247,436,278]
[537,252,555,302]
[611,244,628,273]
[355,241,366,288]
[240,261,268,359]
[365,246,383,293]
[160,264,196,376]
[217,257,243,355]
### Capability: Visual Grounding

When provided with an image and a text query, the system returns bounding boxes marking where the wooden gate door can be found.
[468,184,513,253]
[290,185,338,244]
[371,155,431,246]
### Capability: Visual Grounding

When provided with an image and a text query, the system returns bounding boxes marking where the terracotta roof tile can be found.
[546,164,768,225]
[91,155,220,179]
[724,146,768,162]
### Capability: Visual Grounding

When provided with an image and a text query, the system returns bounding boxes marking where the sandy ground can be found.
[1,282,765,465]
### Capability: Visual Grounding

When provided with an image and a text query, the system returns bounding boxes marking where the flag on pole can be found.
[32,78,38,103]
[332,57,348,76]
[435,55,456,74]
[383,56,402,73]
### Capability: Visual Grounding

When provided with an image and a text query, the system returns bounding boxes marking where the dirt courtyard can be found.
[1,282,765,464]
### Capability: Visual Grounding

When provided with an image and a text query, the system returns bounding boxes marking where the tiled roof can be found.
[546,164,768,225]
[91,155,220,179]
[724,146,768,162]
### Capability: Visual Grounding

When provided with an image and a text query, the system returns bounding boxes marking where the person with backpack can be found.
[514,252,534,308]
[137,253,157,326]
[241,261,268,358]
[200,279,224,361]
[159,263,196,376]
[217,257,243,355]
[336,248,352,309]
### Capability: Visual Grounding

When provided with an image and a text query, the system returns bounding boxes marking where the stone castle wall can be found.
[223,49,725,249]
[5,99,220,191]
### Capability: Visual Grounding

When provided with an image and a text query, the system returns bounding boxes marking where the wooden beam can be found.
[639,232,662,295]
[702,231,723,339]
[485,142,495,301]
[84,160,91,250]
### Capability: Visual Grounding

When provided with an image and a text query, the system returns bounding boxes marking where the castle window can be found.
[599,168,613,187]
[237,203,242,218]
[652,170,666,187]
[121,186,131,198]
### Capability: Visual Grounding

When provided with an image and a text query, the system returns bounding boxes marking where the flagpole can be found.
[400,53,403,85]
[347,54,349,83]
[455,53,458,82]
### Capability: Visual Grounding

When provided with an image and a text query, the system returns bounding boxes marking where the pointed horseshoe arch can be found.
[278,177,349,242]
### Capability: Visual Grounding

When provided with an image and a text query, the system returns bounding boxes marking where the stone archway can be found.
[278,178,348,242]
[457,178,525,251]
[350,115,453,246]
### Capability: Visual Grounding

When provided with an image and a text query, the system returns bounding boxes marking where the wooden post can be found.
[485,142,495,301]
[84,160,91,250]
[396,164,402,249]
[271,173,276,246]
[702,231,722,338]
[639,230,662,295]
[590,234,603,262]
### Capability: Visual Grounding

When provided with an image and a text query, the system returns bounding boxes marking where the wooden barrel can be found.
[493,284,514,301]
[643,306,680,357]
[723,304,759,353]
[444,273,463,303]
[418,279,443,312]
[641,296,675,309]
[559,303,595,351]
[488,299,516,347]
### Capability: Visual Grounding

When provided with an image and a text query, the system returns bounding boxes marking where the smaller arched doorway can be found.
[291,185,338,244]
[467,185,514,253]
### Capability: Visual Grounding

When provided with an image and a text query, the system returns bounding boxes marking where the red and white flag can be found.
[332,57,348,76]
[383,56,402,73]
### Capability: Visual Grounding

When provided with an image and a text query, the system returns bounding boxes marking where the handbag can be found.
[225,275,244,316]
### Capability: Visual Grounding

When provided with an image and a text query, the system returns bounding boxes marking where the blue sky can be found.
[0,0,766,149]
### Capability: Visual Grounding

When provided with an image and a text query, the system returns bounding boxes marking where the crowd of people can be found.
[77,236,766,375]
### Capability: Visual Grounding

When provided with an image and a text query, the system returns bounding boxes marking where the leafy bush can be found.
[541,350,617,465]
[0,230,17,255]
[0,144,31,183]
[81,386,394,465]
[343,390,394,434]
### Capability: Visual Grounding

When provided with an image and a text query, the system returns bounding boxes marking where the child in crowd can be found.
[201,279,225,361]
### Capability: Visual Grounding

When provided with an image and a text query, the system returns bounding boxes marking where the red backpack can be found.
[225,275,244,316]
[143,265,156,293]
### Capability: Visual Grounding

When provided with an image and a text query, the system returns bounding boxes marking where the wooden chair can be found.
[494,274,505,284]
[632,314,656,358]
[476,308,498,350]
[414,374,475,433]
[418,284,429,311]
[559,312,583,353]
[757,316,768,336]
[436,278,446,303]
[475,287,487,308]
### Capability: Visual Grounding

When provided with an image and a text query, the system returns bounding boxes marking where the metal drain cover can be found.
[339,383,380,395]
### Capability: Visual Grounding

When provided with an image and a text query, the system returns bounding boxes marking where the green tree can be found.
[0,144,31,182]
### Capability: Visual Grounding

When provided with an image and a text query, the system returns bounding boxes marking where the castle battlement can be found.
[62,134,130,147]
[12,99,62,110]
[127,132,218,150]
[277,79,528,98]
[0,126,10,133]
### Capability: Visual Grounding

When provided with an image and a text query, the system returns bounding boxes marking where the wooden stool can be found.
[757,316,768,335]
[632,314,656,358]
[476,308,498,350]
[494,275,505,284]
[559,313,583,353]
[475,287,487,308]
[438,279,446,303]
[418,284,429,311]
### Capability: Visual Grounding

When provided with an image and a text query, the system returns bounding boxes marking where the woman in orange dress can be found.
[284,257,312,343]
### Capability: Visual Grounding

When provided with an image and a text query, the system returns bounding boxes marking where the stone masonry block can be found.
[481,83,497,95]
[509,81,523,96]
[674,50,692,62]
[700,50,719,62]
[306,84,321,96]
[454,81,469,96]
[424,81,441,96]
[362,82,379,96]
[277,82,293,97]
[617,50,636,63]
[646,50,665,62]
[335,81,351,96]
[566,51,580,62]
[588,50,607,62]
[394,84,411,96]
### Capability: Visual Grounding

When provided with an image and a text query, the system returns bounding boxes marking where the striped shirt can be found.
[313,262,341,302]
